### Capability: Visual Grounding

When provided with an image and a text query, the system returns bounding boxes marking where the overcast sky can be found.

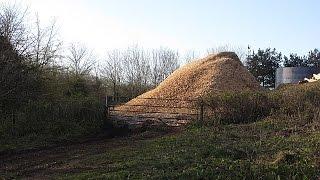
[1,0,320,57]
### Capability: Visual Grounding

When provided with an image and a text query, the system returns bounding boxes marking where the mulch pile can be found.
[116,52,261,116]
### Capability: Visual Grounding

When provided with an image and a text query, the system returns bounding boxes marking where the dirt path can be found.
[0,130,175,179]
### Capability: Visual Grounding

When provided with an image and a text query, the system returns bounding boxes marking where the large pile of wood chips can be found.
[116,52,261,116]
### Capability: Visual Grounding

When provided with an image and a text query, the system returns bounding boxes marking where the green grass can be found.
[3,82,320,179]
[57,114,320,179]
[0,99,107,152]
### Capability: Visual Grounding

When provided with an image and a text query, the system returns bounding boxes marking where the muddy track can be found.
[0,129,178,179]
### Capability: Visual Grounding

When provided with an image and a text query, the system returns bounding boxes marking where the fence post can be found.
[199,101,204,122]
[12,112,16,136]
[105,96,110,120]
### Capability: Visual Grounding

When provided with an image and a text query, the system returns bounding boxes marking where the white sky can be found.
[15,0,187,57]
[1,0,319,60]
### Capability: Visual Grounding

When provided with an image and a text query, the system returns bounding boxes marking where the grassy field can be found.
[61,118,319,179]
[2,82,320,179]
[2,113,320,179]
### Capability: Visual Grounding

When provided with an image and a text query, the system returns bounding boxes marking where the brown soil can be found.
[0,130,178,179]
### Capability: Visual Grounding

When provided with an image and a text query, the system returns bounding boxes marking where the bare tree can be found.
[102,46,180,98]
[0,33,42,112]
[139,50,151,87]
[183,50,199,64]
[151,50,160,86]
[151,47,179,86]
[0,4,62,67]
[0,3,29,55]
[66,43,95,77]
[0,3,43,108]
[30,14,62,67]
[207,45,246,63]
[123,47,145,81]
[120,45,152,97]
[122,45,139,86]
[102,49,123,97]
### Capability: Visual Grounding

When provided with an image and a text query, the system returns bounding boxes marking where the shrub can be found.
[271,85,320,116]
[201,91,273,124]
[200,81,320,125]
[0,98,106,141]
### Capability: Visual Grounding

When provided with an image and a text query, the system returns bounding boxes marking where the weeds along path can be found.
[0,130,178,179]
[1,119,320,179]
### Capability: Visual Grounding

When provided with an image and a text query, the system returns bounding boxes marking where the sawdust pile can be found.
[116,52,261,115]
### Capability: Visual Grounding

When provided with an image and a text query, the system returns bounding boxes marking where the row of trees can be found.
[245,48,320,88]
[2,3,320,106]
[283,49,320,67]
[102,46,179,98]
[0,3,185,112]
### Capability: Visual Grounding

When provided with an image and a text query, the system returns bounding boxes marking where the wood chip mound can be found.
[116,52,262,116]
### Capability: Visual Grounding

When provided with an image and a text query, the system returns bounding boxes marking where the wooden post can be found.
[12,112,16,136]
[199,101,204,122]
[105,96,108,107]
[105,96,110,121]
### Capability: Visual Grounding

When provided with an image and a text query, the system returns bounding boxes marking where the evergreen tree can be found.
[246,48,282,88]
[283,54,307,67]
[306,49,320,67]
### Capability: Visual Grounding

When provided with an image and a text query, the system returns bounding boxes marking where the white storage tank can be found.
[275,67,320,88]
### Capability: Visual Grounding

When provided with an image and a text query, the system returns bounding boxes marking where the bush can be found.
[0,98,106,142]
[0,35,44,113]
[201,82,320,125]
[271,85,320,116]
[201,91,273,124]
